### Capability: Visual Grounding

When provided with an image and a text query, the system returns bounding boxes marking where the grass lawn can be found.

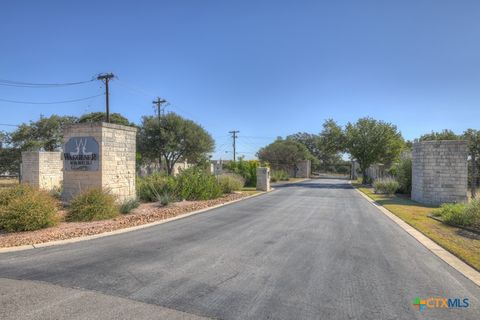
[353,183,480,271]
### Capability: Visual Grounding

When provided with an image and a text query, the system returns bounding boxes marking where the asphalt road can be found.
[1,179,479,320]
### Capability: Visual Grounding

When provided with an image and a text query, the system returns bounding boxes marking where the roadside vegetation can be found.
[0,184,59,231]
[432,200,480,230]
[217,173,245,194]
[353,183,480,271]
[222,158,260,187]
[373,177,399,195]
[270,169,289,182]
[137,166,243,203]
[67,188,119,222]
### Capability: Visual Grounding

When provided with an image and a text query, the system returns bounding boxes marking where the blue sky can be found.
[1,0,480,159]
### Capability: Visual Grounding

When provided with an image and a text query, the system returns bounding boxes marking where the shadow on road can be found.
[273,180,353,190]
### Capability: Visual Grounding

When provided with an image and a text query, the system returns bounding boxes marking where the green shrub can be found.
[217,173,245,193]
[175,166,222,200]
[137,173,177,202]
[68,188,119,221]
[389,157,412,194]
[0,184,59,232]
[373,177,399,195]
[434,200,480,228]
[119,198,140,214]
[464,199,480,228]
[158,192,172,206]
[271,170,289,183]
[223,158,262,187]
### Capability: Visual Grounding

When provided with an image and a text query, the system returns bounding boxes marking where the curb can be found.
[0,190,272,254]
[352,184,480,287]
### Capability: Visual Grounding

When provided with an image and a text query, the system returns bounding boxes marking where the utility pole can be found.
[152,97,167,120]
[152,97,168,172]
[229,130,240,161]
[97,73,115,122]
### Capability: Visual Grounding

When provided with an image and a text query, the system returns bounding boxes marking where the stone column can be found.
[296,160,311,178]
[62,122,137,203]
[21,151,63,190]
[256,167,271,191]
[412,140,468,205]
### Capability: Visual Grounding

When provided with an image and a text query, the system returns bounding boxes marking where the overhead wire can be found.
[0,78,95,88]
[0,93,104,105]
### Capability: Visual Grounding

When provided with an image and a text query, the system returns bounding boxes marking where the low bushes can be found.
[433,200,480,228]
[0,184,59,232]
[67,188,119,221]
[373,177,399,195]
[119,199,140,214]
[176,167,222,200]
[389,157,412,194]
[223,158,260,187]
[137,173,177,202]
[271,170,289,183]
[217,173,245,193]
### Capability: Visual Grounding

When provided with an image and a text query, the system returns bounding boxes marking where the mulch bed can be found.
[0,192,248,248]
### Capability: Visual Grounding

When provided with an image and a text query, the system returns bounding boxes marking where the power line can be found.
[0,78,95,87]
[0,93,104,105]
[0,123,19,127]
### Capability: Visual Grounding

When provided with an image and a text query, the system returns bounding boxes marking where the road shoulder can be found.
[352,184,480,287]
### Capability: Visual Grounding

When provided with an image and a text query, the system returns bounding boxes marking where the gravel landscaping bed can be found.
[0,192,249,248]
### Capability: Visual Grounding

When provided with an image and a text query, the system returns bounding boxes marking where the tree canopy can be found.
[137,112,215,175]
[257,138,314,171]
[287,119,345,172]
[78,112,133,126]
[418,129,459,141]
[10,115,77,151]
[345,117,404,183]
[0,131,20,175]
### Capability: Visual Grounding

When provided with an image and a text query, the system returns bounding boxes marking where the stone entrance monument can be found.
[62,122,137,203]
[412,140,468,205]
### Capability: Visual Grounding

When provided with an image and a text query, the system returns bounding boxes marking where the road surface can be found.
[1,179,479,319]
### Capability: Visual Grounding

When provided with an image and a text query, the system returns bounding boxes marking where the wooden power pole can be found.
[152,97,167,119]
[97,73,115,122]
[229,130,240,161]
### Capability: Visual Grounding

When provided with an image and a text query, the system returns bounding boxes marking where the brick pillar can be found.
[62,122,137,203]
[256,167,271,191]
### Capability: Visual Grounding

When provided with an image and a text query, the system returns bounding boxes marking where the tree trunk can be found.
[361,167,368,185]
[164,158,172,176]
[472,153,477,199]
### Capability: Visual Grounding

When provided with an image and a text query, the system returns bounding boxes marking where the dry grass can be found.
[354,183,480,271]
[0,178,18,189]
[240,187,261,195]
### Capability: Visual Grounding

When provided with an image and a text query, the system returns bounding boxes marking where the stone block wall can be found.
[62,122,137,203]
[21,151,63,190]
[256,167,270,191]
[412,140,468,205]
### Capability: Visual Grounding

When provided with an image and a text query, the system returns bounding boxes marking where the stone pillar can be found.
[296,160,311,178]
[256,167,270,191]
[62,122,137,203]
[21,151,63,190]
[412,140,468,205]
